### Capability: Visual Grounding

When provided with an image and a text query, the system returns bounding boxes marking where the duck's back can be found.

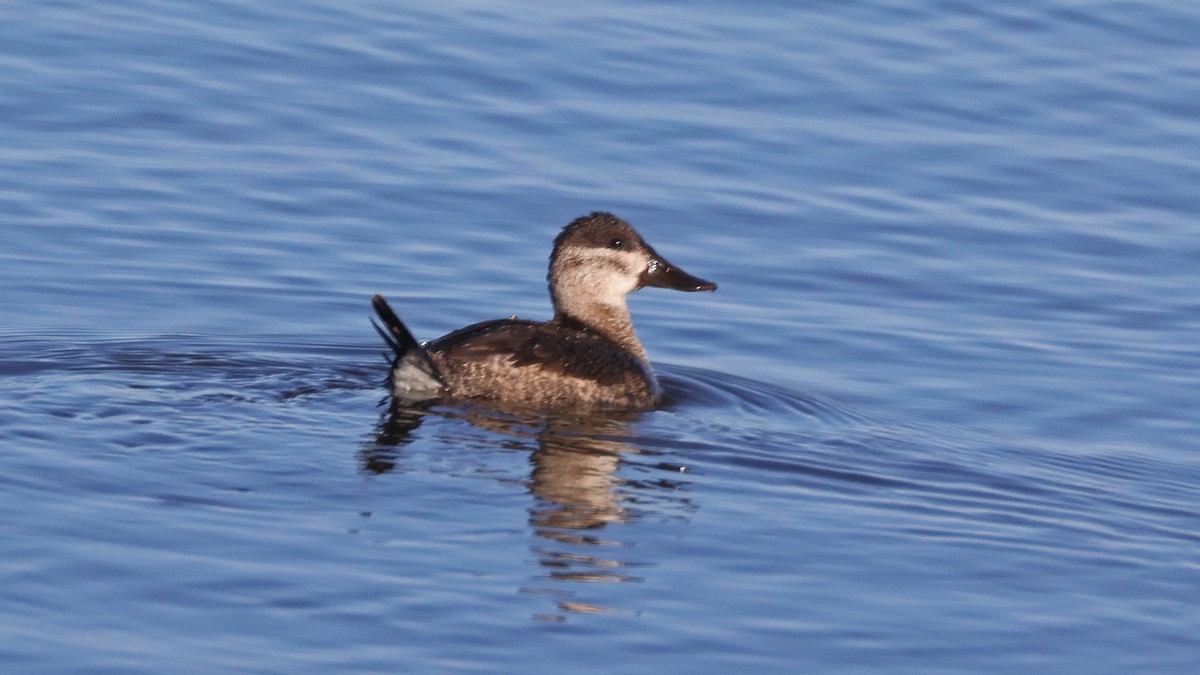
[427,319,659,410]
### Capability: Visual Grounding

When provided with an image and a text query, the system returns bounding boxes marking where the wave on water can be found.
[0,332,382,400]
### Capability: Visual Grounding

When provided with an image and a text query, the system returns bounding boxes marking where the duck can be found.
[371,211,717,411]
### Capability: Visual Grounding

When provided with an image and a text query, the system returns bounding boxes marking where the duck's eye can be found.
[609,238,624,249]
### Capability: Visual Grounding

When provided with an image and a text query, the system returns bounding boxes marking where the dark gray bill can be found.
[640,253,717,292]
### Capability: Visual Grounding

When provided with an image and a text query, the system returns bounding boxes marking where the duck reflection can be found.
[360,399,429,473]
[363,399,691,617]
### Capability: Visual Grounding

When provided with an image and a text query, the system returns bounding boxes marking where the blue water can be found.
[2,1,1199,672]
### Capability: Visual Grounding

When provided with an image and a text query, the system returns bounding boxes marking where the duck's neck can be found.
[556,303,649,363]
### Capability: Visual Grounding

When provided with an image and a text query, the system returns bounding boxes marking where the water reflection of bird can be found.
[363,402,693,617]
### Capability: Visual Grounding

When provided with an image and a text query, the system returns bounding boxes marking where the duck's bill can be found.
[640,255,717,292]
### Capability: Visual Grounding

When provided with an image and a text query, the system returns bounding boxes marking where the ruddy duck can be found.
[371,211,716,410]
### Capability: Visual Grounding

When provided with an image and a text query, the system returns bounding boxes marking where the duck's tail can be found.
[370,294,445,402]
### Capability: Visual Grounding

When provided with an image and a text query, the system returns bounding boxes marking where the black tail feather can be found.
[370,294,445,400]
[370,297,408,357]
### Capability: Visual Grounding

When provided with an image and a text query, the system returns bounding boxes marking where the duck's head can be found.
[548,212,716,320]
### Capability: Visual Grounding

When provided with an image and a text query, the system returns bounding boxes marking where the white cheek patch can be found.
[556,248,644,307]
[591,250,642,299]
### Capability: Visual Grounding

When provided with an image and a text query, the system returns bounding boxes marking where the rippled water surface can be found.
[3,1,1199,672]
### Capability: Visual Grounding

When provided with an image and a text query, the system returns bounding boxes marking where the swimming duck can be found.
[371,211,717,411]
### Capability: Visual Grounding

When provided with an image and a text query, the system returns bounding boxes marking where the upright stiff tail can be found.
[370,294,445,403]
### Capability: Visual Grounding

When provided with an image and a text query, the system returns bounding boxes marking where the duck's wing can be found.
[370,294,446,402]
[429,319,639,386]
